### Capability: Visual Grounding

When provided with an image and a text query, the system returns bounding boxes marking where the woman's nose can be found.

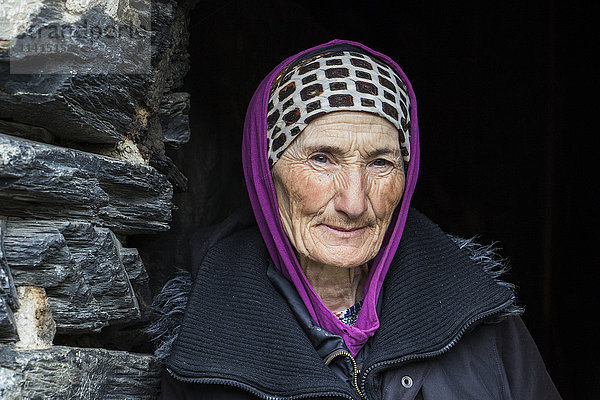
[334,168,368,219]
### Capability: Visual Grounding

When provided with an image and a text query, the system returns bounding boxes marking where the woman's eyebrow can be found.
[303,144,345,155]
[370,148,401,158]
[304,145,400,157]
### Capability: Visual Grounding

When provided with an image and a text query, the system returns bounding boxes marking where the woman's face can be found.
[272,111,406,269]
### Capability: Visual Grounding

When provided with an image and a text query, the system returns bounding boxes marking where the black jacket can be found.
[153,209,562,399]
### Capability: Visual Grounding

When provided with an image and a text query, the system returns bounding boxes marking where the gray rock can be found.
[0,220,18,342]
[119,247,152,309]
[0,133,172,235]
[0,72,144,144]
[0,0,191,200]
[149,150,188,192]
[67,225,141,324]
[0,0,153,143]
[3,220,145,332]
[0,296,17,343]
[4,221,107,333]
[0,220,18,310]
[0,345,160,399]
[160,92,191,149]
[0,120,54,144]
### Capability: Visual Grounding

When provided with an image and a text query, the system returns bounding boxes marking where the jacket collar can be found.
[166,208,516,399]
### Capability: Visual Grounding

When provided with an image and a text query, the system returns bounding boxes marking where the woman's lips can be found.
[322,224,366,237]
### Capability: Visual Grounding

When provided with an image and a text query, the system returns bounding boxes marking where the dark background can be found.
[144,1,598,398]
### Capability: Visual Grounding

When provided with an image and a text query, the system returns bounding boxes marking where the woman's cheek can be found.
[290,170,332,213]
[373,175,405,219]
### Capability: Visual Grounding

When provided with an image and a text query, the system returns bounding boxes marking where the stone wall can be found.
[0,0,192,397]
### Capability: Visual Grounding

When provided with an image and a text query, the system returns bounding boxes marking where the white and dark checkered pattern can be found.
[267,50,411,168]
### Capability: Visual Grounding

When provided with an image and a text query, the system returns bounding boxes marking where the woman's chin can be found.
[306,230,377,268]
[311,252,369,268]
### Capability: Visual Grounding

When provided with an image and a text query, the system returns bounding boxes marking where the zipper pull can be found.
[324,350,366,399]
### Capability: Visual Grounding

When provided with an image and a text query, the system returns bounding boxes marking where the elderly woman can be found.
[152,39,561,399]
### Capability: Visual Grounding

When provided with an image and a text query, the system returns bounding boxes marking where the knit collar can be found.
[166,208,516,399]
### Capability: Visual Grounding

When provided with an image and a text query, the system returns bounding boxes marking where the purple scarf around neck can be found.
[242,39,420,357]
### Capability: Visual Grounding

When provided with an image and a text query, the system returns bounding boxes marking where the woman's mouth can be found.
[322,224,367,237]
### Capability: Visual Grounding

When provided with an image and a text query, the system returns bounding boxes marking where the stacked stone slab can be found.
[0,221,18,343]
[0,0,192,397]
[0,345,161,399]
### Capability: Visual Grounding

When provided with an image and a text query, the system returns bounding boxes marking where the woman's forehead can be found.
[307,111,397,129]
[298,111,401,151]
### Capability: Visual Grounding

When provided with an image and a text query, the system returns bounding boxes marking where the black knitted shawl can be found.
[149,208,522,398]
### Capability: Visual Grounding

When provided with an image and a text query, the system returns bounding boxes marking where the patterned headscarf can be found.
[266,48,411,168]
[242,39,420,357]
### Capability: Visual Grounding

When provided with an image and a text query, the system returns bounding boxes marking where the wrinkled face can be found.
[272,111,406,269]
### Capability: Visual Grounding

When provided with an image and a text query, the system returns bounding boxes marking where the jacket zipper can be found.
[166,368,356,400]
[167,297,514,400]
[325,350,366,399]
[358,297,515,399]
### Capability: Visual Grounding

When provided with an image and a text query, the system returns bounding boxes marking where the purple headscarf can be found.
[242,39,420,357]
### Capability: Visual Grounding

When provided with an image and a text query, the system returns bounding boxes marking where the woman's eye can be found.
[311,155,329,164]
[372,158,390,167]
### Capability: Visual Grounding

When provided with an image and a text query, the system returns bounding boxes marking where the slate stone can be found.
[0,296,17,343]
[0,120,54,144]
[159,92,191,150]
[0,0,152,143]
[0,134,172,235]
[3,220,145,332]
[0,220,18,310]
[3,221,107,333]
[0,220,18,342]
[119,247,152,309]
[0,345,160,399]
